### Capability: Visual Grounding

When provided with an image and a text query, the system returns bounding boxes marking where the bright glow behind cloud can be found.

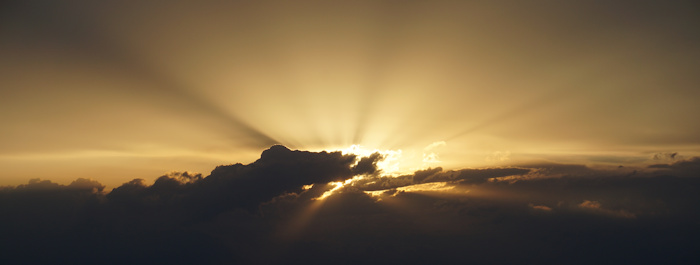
[1,1,700,187]
[339,145,403,175]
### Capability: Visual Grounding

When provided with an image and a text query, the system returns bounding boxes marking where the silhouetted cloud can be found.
[104,145,377,223]
[1,147,699,264]
[649,157,700,177]
[652,152,681,161]
[352,166,531,191]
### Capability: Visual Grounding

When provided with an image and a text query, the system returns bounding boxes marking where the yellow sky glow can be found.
[1,1,699,187]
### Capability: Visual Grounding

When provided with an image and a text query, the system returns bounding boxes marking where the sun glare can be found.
[339,145,404,175]
[316,178,356,200]
[363,182,457,198]
[312,143,448,200]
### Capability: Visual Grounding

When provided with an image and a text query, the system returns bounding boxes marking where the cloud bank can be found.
[1,146,699,264]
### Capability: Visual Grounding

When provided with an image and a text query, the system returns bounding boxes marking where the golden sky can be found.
[1,1,699,187]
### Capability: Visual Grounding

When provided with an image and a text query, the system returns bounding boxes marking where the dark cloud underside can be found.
[1,146,699,264]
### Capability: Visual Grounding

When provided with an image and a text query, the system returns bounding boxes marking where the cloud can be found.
[651,152,682,161]
[530,204,553,211]
[424,141,447,151]
[352,152,384,175]
[578,199,602,209]
[649,157,700,177]
[486,151,511,162]
[422,141,446,163]
[352,166,531,192]
[105,145,378,220]
[1,148,700,264]
[426,167,532,184]
[578,200,636,218]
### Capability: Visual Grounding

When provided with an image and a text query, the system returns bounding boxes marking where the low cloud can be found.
[649,157,700,177]
[1,147,699,264]
[530,204,553,211]
[578,200,636,218]
[651,152,682,161]
[352,166,532,192]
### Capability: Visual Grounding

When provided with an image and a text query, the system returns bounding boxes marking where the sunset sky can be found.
[2,0,699,187]
[1,1,699,264]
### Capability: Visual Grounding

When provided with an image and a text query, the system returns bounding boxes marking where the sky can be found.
[1,1,700,264]
[2,0,699,187]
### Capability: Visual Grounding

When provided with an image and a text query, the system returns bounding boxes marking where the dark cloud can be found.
[652,152,679,161]
[0,146,378,264]
[352,166,531,191]
[425,167,532,184]
[649,157,700,177]
[1,148,700,264]
[104,145,372,223]
[352,152,384,175]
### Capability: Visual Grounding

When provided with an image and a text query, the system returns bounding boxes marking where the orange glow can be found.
[2,1,700,188]
[364,182,463,198]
